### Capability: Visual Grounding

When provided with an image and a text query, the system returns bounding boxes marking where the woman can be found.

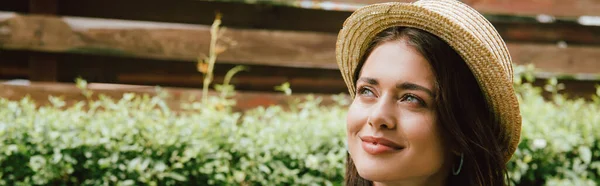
[336,0,522,185]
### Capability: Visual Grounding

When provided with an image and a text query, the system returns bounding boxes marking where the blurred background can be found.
[0,0,599,185]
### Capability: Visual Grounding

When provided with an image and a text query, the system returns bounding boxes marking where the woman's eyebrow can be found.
[357,77,378,85]
[396,82,435,97]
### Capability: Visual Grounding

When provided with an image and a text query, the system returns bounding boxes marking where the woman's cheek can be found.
[346,100,366,157]
[346,100,368,134]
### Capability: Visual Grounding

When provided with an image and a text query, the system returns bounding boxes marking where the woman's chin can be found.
[354,159,404,182]
[357,170,400,183]
[353,155,448,185]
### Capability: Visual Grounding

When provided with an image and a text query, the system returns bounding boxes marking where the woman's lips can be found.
[360,136,404,155]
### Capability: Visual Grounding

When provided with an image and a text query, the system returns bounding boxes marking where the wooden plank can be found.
[530,79,600,100]
[1,13,600,76]
[117,73,347,94]
[56,0,351,34]
[0,81,341,111]
[54,0,600,20]
[492,21,600,45]
[324,0,600,17]
[0,13,338,69]
[55,53,346,93]
[1,12,598,54]
[507,43,600,75]
[2,11,599,47]
[0,67,28,77]
[52,0,600,35]
[464,0,600,17]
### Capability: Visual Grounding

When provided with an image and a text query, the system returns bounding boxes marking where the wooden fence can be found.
[1,0,599,104]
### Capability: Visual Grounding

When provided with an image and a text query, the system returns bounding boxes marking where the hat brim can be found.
[336,0,521,163]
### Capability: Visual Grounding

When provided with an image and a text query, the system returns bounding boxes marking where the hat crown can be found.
[415,0,514,80]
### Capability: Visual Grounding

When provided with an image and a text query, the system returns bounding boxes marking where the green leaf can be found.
[274,82,292,96]
[578,146,592,164]
[119,180,135,186]
[234,171,246,182]
[29,155,46,172]
[164,172,187,182]
[258,164,271,174]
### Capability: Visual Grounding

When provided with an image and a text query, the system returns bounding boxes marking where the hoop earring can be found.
[452,153,464,176]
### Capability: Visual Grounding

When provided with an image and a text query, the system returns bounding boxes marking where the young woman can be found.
[336,0,522,185]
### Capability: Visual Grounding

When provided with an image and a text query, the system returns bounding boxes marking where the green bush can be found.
[508,70,600,185]
[1,70,599,185]
[0,89,347,185]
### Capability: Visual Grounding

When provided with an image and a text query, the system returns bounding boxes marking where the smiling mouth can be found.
[360,136,404,155]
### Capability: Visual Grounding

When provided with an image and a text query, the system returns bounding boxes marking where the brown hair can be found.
[345,27,509,186]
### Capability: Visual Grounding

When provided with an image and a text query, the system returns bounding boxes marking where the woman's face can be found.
[347,40,451,185]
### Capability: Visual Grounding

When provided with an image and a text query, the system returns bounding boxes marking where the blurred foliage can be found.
[0,79,347,185]
[509,65,600,186]
[0,65,599,185]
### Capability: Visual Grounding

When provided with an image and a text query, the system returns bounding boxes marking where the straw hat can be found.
[336,0,521,163]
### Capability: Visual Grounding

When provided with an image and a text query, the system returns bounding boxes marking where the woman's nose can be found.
[367,99,397,130]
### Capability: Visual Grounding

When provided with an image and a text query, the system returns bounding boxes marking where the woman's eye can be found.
[401,94,425,106]
[405,96,418,102]
[358,87,375,97]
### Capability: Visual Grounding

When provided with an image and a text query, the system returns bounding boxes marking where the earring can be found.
[452,153,464,176]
